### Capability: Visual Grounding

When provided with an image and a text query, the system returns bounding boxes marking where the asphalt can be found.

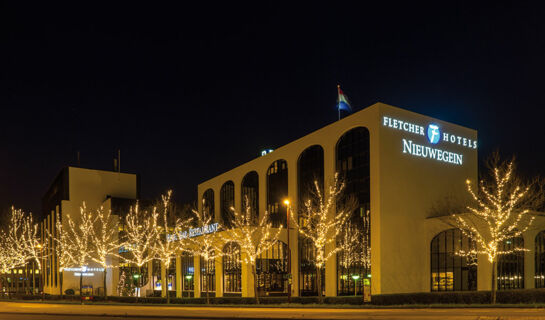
[0,301,545,319]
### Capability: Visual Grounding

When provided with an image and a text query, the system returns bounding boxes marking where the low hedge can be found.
[372,289,545,305]
[5,289,545,305]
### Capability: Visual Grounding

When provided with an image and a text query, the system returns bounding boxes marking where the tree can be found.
[20,210,44,295]
[61,204,95,299]
[291,173,355,303]
[338,219,371,299]
[0,208,28,297]
[48,211,74,299]
[185,203,221,305]
[226,198,283,304]
[151,190,192,304]
[90,206,120,299]
[452,154,544,304]
[120,203,158,298]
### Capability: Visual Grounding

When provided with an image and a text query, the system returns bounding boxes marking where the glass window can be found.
[297,145,324,296]
[220,181,235,229]
[430,229,477,291]
[223,242,242,294]
[202,189,215,222]
[256,241,288,296]
[200,250,216,294]
[241,171,259,224]
[497,236,524,290]
[336,127,371,295]
[181,252,194,296]
[267,160,288,228]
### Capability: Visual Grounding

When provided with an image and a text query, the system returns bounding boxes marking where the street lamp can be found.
[283,199,291,303]
[351,274,360,296]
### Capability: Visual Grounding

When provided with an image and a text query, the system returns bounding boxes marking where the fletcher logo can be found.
[427,124,440,144]
[382,116,477,149]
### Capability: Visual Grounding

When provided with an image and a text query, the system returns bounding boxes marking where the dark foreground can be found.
[1,301,545,320]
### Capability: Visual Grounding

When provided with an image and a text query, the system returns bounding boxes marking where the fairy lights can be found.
[226,197,283,304]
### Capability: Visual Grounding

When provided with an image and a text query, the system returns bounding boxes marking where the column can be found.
[323,144,337,297]
[176,256,182,298]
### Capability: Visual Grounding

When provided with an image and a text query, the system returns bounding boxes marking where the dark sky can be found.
[1,2,545,214]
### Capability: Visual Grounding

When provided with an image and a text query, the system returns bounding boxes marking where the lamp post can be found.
[351,274,360,296]
[283,199,291,303]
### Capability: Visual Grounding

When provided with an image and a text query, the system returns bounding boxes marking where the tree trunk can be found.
[59,271,64,300]
[32,262,36,295]
[317,266,323,304]
[491,260,497,304]
[252,264,259,304]
[166,267,170,305]
[80,271,83,303]
[103,268,107,300]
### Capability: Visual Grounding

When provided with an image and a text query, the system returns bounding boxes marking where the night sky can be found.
[1,2,545,215]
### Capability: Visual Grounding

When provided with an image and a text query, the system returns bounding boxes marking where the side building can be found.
[41,166,139,296]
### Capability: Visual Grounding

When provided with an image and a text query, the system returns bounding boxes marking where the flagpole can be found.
[337,84,341,121]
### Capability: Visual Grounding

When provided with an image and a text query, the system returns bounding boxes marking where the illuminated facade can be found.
[193,102,487,297]
[40,166,139,296]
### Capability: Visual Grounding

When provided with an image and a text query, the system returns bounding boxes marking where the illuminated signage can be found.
[167,222,220,242]
[383,116,476,165]
[64,266,104,277]
[261,149,274,156]
[382,116,477,149]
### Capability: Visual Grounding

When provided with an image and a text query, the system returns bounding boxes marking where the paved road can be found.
[0,301,545,320]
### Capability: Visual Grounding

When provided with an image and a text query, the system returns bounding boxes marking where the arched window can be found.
[535,231,545,288]
[297,145,324,296]
[241,171,259,223]
[200,250,216,295]
[220,181,235,229]
[430,229,477,291]
[336,127,371,295]
[181,252,194,297]
[202,189,215,221]
[498,236,524,290]
[256,241,288,296]
[267,160,288,228]
[223,242,241,295]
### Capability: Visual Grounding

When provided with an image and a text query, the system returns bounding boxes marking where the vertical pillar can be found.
[287,157,299,297]
[161,261,167,298]
[215,255,223,297]
[241,253,254,298]
[176,256,182,298]
[477,254,492,291]
[194,255,201,298]
[323,144,337,297]
[524,232,535,289]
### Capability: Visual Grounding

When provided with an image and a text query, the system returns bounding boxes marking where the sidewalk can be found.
[1,301,545,320]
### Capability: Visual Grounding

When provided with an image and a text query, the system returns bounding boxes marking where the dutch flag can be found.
[337,85,351,112]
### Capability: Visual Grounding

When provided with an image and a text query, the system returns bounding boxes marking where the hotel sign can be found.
[382,116,476,165]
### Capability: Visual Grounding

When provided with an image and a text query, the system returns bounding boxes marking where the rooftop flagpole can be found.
[337,84,341,121]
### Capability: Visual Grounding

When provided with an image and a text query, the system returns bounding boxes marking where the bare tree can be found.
[451,153,545,304]
[90,206,120,300]
[61,204,95,299]
[291,173,355,303]
[226,198,283,304]
[151,190,192,304]
[120,203,159,298]
[185,203,222,304]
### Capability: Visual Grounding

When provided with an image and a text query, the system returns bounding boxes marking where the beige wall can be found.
[43,167,138,296]
[196,102,480,296]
